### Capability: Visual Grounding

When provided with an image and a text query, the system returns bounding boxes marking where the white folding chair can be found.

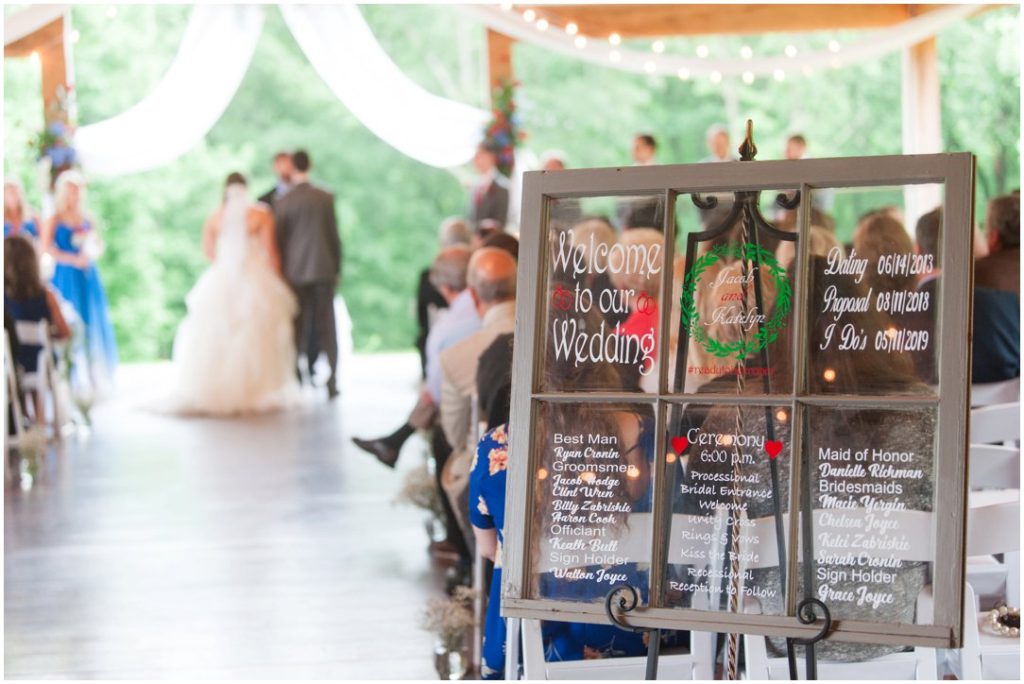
[945,493,1021,680]
[970,403,1020,446]
[969,444,1021,491]
[972,378,1020,407]
[13,320,65,432]
[4,332,27,482]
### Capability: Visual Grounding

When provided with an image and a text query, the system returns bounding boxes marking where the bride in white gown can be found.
[164,172,300,415]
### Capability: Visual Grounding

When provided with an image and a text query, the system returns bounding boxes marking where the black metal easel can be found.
[605,121,831,680]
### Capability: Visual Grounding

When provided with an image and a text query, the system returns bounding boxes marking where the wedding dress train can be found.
[163,185,300,415]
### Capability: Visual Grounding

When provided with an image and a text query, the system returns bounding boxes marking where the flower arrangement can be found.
[395,461,446,521]
[482,79,525,177]
[423,585,478,653]
[29,84,78,187]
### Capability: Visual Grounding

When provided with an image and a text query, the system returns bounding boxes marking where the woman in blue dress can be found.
[4,180,40,242]
[41,170,117,393]
[4,235,71,421]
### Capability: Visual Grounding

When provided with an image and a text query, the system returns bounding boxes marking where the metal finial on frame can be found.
[739,119,757,162]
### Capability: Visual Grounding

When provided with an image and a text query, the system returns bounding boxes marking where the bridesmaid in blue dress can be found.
[4,180,40,242]
[42,170,118,391]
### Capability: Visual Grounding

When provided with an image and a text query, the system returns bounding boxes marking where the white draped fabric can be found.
[279,4,488,169]
[75,5,265,177]
[72,4,487,175]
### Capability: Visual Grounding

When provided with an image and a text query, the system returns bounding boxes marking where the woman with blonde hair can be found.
[41,169,117,390]
[4,179,41,242]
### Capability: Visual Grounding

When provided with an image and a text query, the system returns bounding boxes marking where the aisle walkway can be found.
[5,354,441,679]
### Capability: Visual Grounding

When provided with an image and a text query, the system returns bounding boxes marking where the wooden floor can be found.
[5,353,445,679]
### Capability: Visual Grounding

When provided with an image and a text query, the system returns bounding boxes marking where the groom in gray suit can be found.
[274,150,343,399]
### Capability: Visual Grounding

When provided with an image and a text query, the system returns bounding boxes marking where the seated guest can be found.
[572,218,629,327]
[4,235,71,422]
[482,231,519,262]
[914,207,1019,384]
[439,248,518,553]
[853,211,917,293]
[352,245,476,467]
[4,180,40,241]
[610,228,664,392]
[416,218,471,377]
[471,219,503,251]
[975,193,1020,295]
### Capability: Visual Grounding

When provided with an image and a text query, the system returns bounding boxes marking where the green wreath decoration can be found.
[680,242,791,360]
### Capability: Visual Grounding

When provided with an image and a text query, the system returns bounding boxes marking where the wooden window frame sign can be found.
[502,150,975,649]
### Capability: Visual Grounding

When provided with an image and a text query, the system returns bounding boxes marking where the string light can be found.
[609,32,621,46]
[536,18,548,31]
[740,45,753,59]
[609,50,621,63]
[828,39,842,53]
[574,35,587,49]
[652,40,665,54]
[773,69,786,82]
[29,50,40,64]
[644,60,657,73]
[823,368,837,383]
[522,8,536,22]
[775,409,789,423]
[785,44,798,58]
[742,71,755,84]
[536,467,548,480]
[565,21,578,35]
[677,67,690,80]
[696,44,709,58]
[666,452,677,464]
[626,465,641,479]
[709,70,722,83]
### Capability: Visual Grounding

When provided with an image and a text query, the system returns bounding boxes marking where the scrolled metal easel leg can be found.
[605,584,660,680]
[792,598,833,680]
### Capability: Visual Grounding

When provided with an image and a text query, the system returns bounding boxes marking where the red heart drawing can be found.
[670,436,689,455]
[765,441,784,460]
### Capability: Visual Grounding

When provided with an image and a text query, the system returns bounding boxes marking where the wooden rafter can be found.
[524,4,990,37]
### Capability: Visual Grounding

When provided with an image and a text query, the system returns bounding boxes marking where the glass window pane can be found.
[671,190,798,395]
[802,405,937,630]
[541,196,666,393]
[529,402,655,603]
[805,185,944,395]
[662,402,793,616]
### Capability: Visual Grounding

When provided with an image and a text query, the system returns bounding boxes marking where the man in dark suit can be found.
[467,143,509,229]
[975,193,1020,295]
[273,150,343,399]
[914,206,1019,384]
[258,151,295,208]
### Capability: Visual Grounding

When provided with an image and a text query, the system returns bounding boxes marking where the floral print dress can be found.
[469,425,650,679]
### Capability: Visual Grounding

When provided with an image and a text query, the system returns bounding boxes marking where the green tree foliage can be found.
[3,5,1018,361]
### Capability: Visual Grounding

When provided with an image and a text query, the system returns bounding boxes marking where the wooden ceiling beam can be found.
[530,4,956,37]
[4,17,64,58]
